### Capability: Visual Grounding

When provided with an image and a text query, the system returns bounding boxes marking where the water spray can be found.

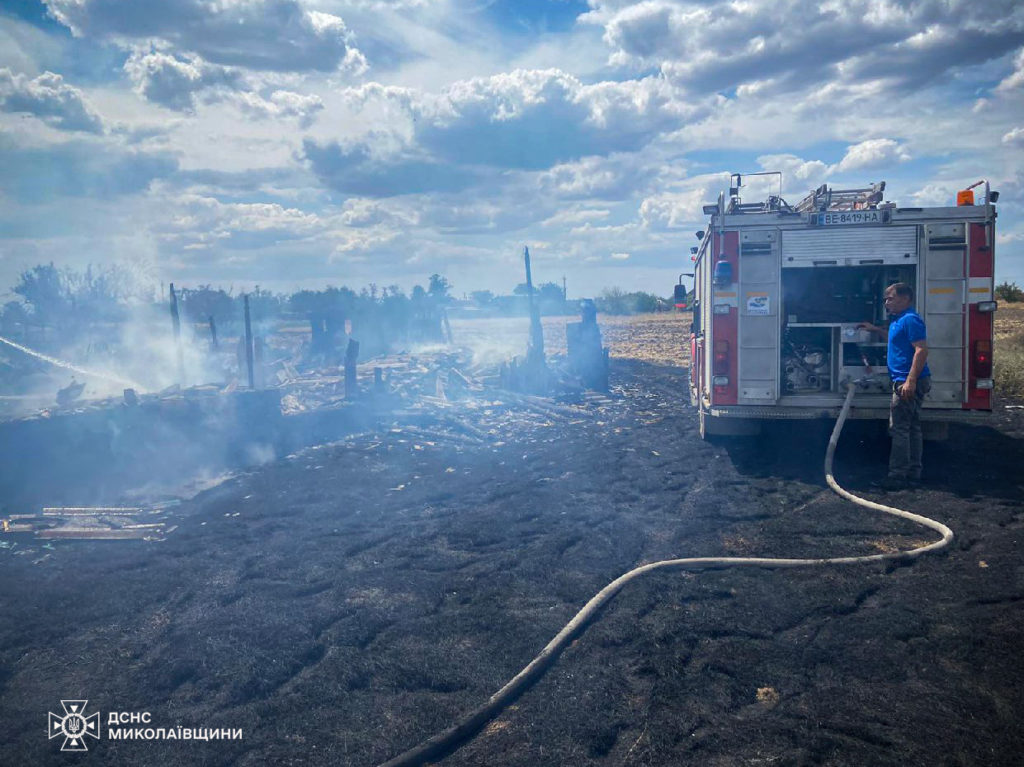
[0,334,143,391]
[377,384,953,766]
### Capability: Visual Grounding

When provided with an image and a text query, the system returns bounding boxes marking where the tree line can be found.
[1,263,675,352]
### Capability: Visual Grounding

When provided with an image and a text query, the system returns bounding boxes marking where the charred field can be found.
[2,313,1024,766]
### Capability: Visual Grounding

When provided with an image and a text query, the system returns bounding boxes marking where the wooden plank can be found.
[38,528,150,540]
[42,507,143,516]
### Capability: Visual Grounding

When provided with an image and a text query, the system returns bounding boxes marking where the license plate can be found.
[816,210,890,226]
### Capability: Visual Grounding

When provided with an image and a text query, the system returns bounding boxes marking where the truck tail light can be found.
[973,339,992,378]
[714,340,729,376]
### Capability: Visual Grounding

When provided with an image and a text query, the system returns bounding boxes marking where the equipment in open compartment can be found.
[782,327,832,393]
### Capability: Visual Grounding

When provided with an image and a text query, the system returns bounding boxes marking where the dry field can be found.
[451,312,692,370]
[995,302,1024,399]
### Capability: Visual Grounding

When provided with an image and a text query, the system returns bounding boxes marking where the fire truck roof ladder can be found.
[794,181,886,213]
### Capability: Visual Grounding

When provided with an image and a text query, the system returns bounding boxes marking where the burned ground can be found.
[2,317,1024,766]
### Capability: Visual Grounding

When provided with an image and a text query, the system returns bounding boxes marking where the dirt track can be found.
[2,316,1024,766]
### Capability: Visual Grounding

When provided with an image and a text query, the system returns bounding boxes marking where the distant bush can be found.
[595,288,664,315]
[995,281,1023,302]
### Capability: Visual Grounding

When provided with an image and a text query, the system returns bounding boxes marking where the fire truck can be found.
[683,174,998,439]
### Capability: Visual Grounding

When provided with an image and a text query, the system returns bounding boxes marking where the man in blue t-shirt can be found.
[859,282,931,490]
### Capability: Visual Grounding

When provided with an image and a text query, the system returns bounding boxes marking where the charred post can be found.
[567,298,609,391]
[254,336,265,389]
[243,294,255,390]
[169,283,185,384]
[345,338,360,398]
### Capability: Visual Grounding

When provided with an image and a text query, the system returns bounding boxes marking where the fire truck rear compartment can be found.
[780,265,915,396]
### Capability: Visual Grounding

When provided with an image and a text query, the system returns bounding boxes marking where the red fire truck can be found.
[684,174,998,439]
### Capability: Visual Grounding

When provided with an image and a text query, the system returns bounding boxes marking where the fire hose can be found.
[377,383,954,767]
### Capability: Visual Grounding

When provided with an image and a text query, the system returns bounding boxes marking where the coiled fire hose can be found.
[377,384,954,767]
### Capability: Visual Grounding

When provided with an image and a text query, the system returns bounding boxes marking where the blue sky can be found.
[0,0,1022,300]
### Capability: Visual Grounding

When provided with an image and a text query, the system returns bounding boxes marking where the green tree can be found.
[428,274,452,301]
[180,286,234,324]
[12,263,70,327]
[995,281,1023,302]
[537,282,565,302]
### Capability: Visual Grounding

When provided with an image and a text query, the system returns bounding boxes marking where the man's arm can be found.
[900,339,929,401]
[858,321,887,336]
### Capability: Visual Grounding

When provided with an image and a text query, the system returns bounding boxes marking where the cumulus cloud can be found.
[539,153,653,200]
[347,69,696,170]
[235,90,324,128]
[757,153,830,184]
[998,47,1024,91]
[123,48,241,110]
[123,47,326,126]
[835,138,911,172]
[639,187,708,230]
[0,68,104,133]
[590,0,1024,96]
[45,0,366,73]
[156,194,324,251]
[338,198,419,228]
[908,182,963,207]
[748,143,908,195]
[301,135,486,196]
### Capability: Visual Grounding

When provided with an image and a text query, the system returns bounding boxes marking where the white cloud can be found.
[337,198,419,228]
[996,47,1024,92]
[835,138,911,172]
[44,0,366,73]
[539,153,653,200]
[0,68,104,133]
[638,187,708,230]
[908,182,962,207]
[593,0,1024,96]
[344,69,697,170]
[1003,126,1024,146]
[123,48,241,111]
[155,194,325,253]
[234,90,324,128]
[757,154,830,184]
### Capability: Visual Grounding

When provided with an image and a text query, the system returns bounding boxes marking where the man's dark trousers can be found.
[889,377,931,480]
